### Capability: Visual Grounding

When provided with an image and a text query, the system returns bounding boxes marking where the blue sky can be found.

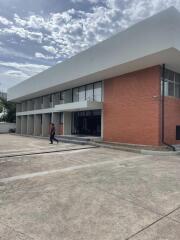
[0,0,179,91]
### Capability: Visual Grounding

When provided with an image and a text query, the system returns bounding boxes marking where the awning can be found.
[54,101,103,112]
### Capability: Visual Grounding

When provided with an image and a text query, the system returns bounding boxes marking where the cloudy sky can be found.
[0,0,180,91]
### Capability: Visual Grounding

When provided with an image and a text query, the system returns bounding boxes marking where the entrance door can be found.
[72,110,101,136]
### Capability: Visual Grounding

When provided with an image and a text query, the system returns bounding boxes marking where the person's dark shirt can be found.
[50,126,55,135]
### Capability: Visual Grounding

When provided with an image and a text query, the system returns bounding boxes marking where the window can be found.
[175,73,180,98]
[168,81,174,96]
[72,81,102,102]
[79,86,85,101]
[165,69,174,81]
[94,82,102,101]
[40,97,43,104]
[86,84,93,101]
[73,88,79,102]
[162,68,180,99]
[164,69,175,96]
[60,91,65,104]
[64,89,72,103]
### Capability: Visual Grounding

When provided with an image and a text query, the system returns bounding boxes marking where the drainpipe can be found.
[161,64,176,151]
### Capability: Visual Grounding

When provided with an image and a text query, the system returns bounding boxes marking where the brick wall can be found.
[103,66,161,146]
[164,97,180,145]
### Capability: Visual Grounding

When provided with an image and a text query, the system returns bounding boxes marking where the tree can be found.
[0,97,16,123]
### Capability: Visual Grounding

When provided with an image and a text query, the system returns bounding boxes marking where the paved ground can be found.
[0,134,180,240]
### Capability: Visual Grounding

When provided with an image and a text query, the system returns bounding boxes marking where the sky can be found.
[0,0,180,91]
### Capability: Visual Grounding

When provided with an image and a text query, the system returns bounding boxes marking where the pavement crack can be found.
[0,146,97,159]
[125,205,180,240]
[81,176,180,225]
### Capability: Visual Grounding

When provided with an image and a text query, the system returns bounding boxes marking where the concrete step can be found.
[57,137,93,145]
[172,145,180,151]
[57,135,98,143]
[93,142,141,153]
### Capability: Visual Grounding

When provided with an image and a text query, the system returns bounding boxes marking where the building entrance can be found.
[72,110,101,136]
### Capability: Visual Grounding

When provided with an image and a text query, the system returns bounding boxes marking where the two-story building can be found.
[8,7,180,147]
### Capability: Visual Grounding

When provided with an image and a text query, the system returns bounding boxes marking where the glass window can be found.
[94,82,102,101]
[175,84,180,98]
[40,97,43,105]
[175,73,180,84]
[60,91,65,103]
[163,81,169,96]
[168,82,174,96]
[86,84,93,101]
[49,94,52,103]
[79,86,85,101]
[64,90,72,103]
[73,88,79,102]
[162,69,179,98]
[165,69,174,81]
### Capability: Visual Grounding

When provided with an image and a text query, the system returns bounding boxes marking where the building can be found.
[0,91,7,100]
[7,7,180,147]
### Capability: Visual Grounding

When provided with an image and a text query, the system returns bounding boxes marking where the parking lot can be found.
[0,134,180,240]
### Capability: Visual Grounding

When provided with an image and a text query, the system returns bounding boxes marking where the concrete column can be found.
[63,112,71,135]
[27,115,34,135]
[53,112,60,135]
[21,115,27,135]
[42,113,51,137]
[34,114,42,136]
[16,116,21,134]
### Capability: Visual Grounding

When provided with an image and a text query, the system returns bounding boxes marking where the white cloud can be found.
[0,26,43,43]
[0,46,33,60]
[6,1,180,61]
[35,52,54,59]
[3,1,179,63]
[42,46,58,55]
[1,0,180,90]
[0,16,12,26]
[0,61,50,90]
[4,69,29,79]
[1,1,180,62]
[71,0,101,3]
[0,61,49,78]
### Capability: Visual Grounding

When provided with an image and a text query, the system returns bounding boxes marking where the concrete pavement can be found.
[0,134,180,239]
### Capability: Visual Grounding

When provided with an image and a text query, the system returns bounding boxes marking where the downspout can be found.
[161,64,176,151]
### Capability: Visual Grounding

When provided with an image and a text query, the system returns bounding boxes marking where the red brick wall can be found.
[164,97,180,145]
[103,66,161,146]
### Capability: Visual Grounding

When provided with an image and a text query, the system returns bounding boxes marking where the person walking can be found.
[49,123,59,144]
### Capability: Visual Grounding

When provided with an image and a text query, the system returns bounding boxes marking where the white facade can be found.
[14,81,103,137]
